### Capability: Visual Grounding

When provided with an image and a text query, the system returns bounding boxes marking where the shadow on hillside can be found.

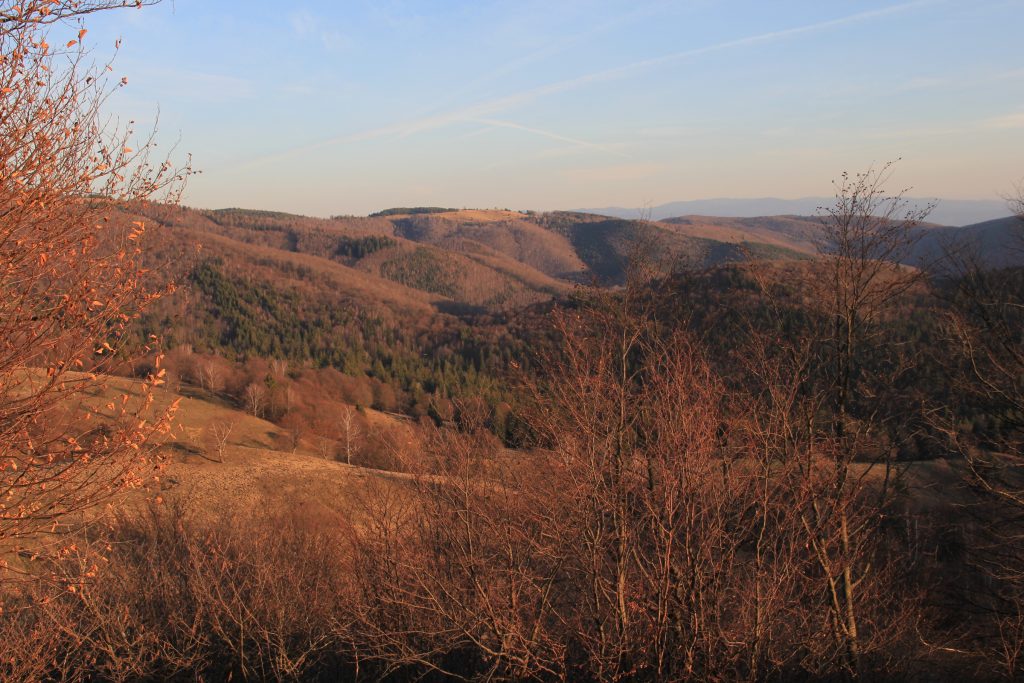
[165,442,203,457]
[175,383,238,410]
[435,300,487,316]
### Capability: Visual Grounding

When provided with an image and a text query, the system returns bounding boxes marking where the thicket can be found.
[369,207,455,217]
[334,235,396,259]
[378,247,459,297]
[3,257,1015,680]
[140,258,521,434]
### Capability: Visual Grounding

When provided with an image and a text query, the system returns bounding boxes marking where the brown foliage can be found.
[0,0,190,564]
[338,274,924,680]
[0,502,354,681]
[933,184,1024,675]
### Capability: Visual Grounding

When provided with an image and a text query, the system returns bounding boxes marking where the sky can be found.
[69,0,1024,216]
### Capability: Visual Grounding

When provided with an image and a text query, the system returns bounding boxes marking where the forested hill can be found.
[120,201,1022,441]
[118,203,823,437]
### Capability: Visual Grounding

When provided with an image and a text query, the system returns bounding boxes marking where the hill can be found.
[581,196,1010,226]
[534,212,811,283]
[48,371,419,529]
[910,215,1024,270]
[117,201,1024,445]
[142,203,818,302]
[658,214,1024,271]
[387,209,588,279]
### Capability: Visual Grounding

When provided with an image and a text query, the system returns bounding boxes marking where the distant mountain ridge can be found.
[143,205,1021,324]
[579,197,1011,227]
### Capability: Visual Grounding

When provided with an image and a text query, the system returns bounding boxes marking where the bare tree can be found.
[814,161,933,442]
[244,383,266,418]
[197,358,224,394]
[793,162,933,675]
[338,405,361,465]
[205,419,235,464]
[0,0,191,562]
[933,181,1024,675]
[315,435,335,461]
[269,358,289,381]
[811,163,933,671]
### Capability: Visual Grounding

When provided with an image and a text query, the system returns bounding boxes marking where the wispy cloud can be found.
[479,0,938,104]
[231,0,938,170]
[469,118,627,157]
[428,0,674,111]
[879,65,1024,96]
[990,68,1024,82]
[130,65,255,102]
[635,125,699,139]
[289,9,348,52]
[983,111,1024,129]
[819,106,1024,141]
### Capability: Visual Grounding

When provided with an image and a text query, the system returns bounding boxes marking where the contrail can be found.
[425,0,676,113]
[469,118,628,157]
[227,0,937,172]
[447,0,939,116]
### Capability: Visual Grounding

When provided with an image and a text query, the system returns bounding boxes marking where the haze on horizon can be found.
[85,0,1024,217]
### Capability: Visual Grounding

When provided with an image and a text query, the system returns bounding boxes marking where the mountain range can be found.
[144,205,1023,313]
[579,197,1011,227]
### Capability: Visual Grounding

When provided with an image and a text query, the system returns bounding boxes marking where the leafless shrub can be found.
[0,501,358,681]
[931,180,1024,676]
[203,418,235,463]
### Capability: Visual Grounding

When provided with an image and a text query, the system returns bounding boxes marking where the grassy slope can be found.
[388,209,588,279]
[80,373,969,530]
[661,215,821,254]
[69,373,416,525]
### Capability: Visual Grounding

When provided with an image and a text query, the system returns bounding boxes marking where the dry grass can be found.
[36,373,418,532]
[661,215,822,254]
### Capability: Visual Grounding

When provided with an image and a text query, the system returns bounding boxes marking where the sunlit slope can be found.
[141,205,571,311]
[535,212,811,283]
[134,203,850,308]
[70,373,415,523]
[386,209,588,279]
[661,215,821,254]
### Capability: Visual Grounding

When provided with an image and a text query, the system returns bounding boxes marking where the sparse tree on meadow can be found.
[338,404,361,465]
[244,382,266,418]
[205,419,235,464]
[197,358,224,394]
[280,411,308,453]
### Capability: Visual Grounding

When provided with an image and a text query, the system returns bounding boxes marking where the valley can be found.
[4,1,1024,678]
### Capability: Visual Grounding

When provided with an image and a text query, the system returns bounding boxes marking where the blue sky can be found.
[74,0,1024,216]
